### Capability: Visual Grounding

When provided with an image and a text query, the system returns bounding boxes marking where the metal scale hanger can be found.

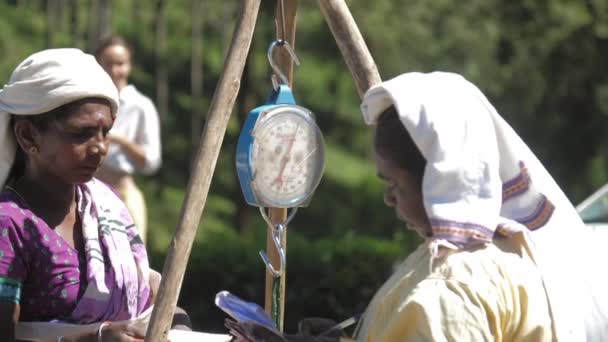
[235,37,326,328]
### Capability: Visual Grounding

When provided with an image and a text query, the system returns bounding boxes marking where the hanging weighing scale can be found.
[235,40,325,329]
[236,89,325,209]
[236,47,325,210]
[236,40,325,210]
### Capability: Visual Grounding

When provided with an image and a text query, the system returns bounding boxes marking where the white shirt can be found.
[101,85,161,175]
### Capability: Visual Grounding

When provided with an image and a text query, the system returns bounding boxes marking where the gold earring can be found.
[90,146,100,154]
[28,146,38,153]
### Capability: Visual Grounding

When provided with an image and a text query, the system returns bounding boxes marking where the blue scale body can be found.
[236,85,297,207]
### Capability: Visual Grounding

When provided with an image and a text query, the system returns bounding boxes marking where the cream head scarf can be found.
[361,72,608,340]
[0,48,119,188]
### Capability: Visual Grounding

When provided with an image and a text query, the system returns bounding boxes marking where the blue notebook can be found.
[215,290,277,331]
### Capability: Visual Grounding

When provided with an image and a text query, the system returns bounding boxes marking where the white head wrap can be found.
[0,48,119,188]
[361,71,608,340]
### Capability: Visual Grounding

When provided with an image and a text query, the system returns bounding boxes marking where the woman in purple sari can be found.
[0,49,188,341]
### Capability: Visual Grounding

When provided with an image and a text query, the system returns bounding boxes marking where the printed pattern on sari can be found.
[0,198,86,321]
[513,195,555,231]
[431,161,556,245]
[68,179,151,323]
[501,161,555,231]
[431,218,494,248]
[502,161,531,202]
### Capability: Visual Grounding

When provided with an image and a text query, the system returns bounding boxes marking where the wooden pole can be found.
[144,1,261,340]
[318,0,381,97]
[265,0,298,332]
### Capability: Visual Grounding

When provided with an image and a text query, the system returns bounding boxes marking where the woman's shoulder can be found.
[0,191,47,243]
[0,191,29,224]
[431,238,541,287]
[0,189,20,203]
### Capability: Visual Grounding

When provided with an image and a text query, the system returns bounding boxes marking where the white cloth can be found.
[16,271,231,342]
[16,307,231,341]
[17,311,231,341]
[16,270,156,341]
[101,84,161,175]
[0,48,119,188]
[361,72,608,340]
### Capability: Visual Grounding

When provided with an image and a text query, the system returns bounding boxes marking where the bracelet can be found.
[97,321,112,342]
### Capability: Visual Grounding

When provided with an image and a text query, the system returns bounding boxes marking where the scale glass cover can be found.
[236,90,325,208]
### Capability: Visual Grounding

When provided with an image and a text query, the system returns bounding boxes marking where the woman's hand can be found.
[107,134,129,147]
[286,317,343,342]
[224,319,342,342]
[97,322,145,342]
[297,318,341,337]
[106,134,147,170]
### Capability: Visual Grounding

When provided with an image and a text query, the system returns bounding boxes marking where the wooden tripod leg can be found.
[318,0,382,97]
[145,0,262,341]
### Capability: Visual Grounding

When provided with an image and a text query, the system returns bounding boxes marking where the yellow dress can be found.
[347,234,553,342]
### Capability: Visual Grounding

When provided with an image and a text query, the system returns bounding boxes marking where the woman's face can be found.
[26,99,113,185]
[97,44,131,89]
[374,150,431,237]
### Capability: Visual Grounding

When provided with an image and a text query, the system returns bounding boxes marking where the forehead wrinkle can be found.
[63,106,112,126]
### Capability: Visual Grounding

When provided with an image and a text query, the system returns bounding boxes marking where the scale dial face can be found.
[251,106,324,207]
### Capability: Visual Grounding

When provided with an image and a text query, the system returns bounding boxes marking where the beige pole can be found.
[265,0,298,332]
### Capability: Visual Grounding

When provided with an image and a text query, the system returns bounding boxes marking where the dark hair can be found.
[94,35,133,60]
[13,101,76,132]
[374,106,426,183]
[12,98,111,132]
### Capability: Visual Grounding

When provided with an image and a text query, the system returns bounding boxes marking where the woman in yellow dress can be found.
[228,71,608,341]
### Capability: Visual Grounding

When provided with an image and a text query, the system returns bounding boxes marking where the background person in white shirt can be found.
[95,36,162,243]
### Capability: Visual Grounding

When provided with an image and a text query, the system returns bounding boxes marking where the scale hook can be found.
[268,40,301,89]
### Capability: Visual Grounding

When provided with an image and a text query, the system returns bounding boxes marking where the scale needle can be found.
[271,124,300,189]
[293,146,318,169]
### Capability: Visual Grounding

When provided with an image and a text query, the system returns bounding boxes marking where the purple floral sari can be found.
[0,178,152,323]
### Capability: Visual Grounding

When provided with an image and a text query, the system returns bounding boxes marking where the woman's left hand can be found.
[97,322,145,342]
[225,319,340,342]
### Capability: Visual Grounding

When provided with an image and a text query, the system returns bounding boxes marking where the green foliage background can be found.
[1,0,608,333]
